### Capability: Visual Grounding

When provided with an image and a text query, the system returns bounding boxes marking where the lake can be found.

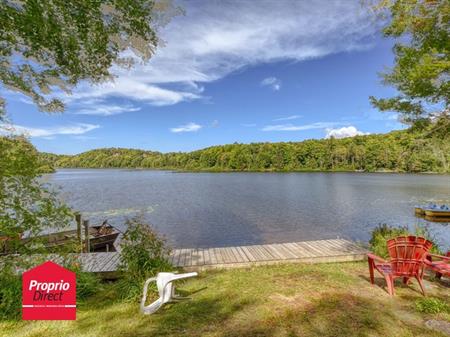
[45,169,450,249]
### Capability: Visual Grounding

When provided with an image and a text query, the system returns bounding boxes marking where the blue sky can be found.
[2,0,404,154]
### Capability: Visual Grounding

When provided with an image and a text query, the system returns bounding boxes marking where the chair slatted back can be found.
[387,236,433,277]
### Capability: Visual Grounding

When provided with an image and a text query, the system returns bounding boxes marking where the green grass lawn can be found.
[2,262,449,337]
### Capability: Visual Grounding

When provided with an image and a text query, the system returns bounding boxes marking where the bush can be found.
[117,217,172,301]
[369,224,409,258]
[369,223,442,258]
[0,264,22,320]
[415,297,449,314]
[62,256,101,301]
[75,270,101,301]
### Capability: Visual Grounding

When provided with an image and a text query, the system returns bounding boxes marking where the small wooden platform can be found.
[79,252,121,278]
[79,239,367,276]
[168,239,367,271]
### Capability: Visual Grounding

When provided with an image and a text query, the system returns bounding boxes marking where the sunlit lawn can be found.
[1,262,449,337]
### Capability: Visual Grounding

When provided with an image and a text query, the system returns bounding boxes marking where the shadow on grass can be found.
[70,279,444,337]
[72,292,255,337]
[145,296,254,336]
[359,273,450,298]
[176,286,208,297]
[3,291,442,337]
[213,292,436,337]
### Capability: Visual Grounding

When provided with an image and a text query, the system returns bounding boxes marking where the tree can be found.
[0,1,179,254]
[0,136,72,255]
[0,0,178,117]
[40,128,450,173]
[370,0,449,126]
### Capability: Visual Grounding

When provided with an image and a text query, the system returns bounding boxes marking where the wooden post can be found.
[75,213,82,251]
[83,220,90,253]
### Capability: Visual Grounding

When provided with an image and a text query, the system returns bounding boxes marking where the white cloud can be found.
[67,78,201,106]
[325,126,368,138]
[170,122,202,133]
[261,77,281,91]
[0,123,100,138]
[262,122,338,131]
[74,103,141,116]
[273,115,301,121]
[61,1,379,107]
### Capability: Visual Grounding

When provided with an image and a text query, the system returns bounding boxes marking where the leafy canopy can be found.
[44,127,450,173]
[0,136,72,255]
[370,0,449,125]
[0,0,175,116]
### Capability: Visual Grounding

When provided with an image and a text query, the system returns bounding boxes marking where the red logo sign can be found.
[22,261,76,320]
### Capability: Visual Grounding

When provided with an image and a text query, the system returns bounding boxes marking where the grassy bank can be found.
[2,262,449,337]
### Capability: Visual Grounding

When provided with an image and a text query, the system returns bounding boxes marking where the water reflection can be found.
[46,170,450,249]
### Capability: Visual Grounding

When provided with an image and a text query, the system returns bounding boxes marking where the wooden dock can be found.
[79,239,367,276]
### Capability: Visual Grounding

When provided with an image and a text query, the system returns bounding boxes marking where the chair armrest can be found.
[426,253,450,262]
[367,253,387,263]
[141,277,157,308]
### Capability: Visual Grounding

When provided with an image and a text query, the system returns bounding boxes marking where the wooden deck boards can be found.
[174,239,367,271]
[68,238,367,276]
[5,239,366,278]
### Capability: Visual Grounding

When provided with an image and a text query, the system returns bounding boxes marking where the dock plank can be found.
[289,242,314,257]
[220,248,235,263]
[72,238,367,275]
[296,241,328,256]
[184,249,194,267]
[203,249,211,265]
[103,252,120,271]
[176,249,186,267]
[323,240,350,253]
[191,249,204,266]
[240,246,257,262]
[307,241,336,256]
[280,244,302,258]
[208,248,218,265]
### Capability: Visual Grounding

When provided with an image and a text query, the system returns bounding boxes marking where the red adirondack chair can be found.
[424,251,450,279]
[367,236,433,296]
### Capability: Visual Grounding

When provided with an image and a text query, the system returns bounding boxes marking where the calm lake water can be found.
[45,169,450,249]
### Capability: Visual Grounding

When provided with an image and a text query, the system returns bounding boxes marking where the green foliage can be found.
[119,217,172,277]
[0,0,179,115]
[0,264,22,320]
[370,0,449,125]
[0,135,72,255]
[0,135,40,177]
[415,297,449,314]
[118,217,172,301]
[45,128,450,173]
[75,271,101,301]
[0,135,82,319]
[369,224,410,258]
[369,223,442,258]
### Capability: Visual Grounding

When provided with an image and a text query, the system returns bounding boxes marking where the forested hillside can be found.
[40,127,450,173]
[1,136,55,174]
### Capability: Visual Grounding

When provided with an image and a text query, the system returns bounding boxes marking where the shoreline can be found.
[49,167,449,175]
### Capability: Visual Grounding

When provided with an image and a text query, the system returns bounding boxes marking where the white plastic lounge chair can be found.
[140,272,198,314]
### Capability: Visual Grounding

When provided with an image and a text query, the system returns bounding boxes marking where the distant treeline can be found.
[40,127,450,173]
